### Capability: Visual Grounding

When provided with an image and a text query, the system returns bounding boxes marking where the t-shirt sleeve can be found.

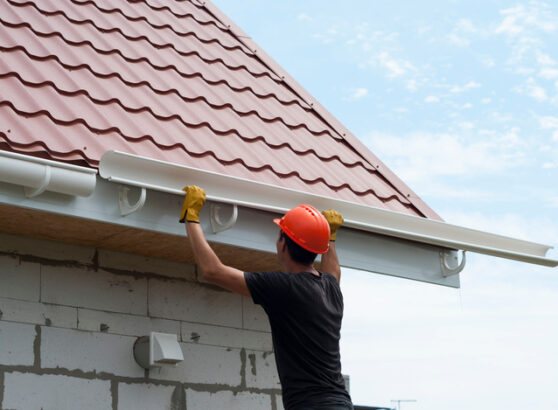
[244,271,291,310]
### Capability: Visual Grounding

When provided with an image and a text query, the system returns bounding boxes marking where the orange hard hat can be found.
[273,204,330,254]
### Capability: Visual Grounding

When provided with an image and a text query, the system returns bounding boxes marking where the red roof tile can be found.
[0,0,441,219]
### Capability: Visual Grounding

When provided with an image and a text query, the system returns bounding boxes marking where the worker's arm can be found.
[321,209,343,283]
[186,222,250,296]
[181,186,250,297]
[320,240,341,282]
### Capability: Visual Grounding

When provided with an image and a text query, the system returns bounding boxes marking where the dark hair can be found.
[281,231,317,265]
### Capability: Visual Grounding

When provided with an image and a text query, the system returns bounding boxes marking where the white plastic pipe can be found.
[0,151,97,197]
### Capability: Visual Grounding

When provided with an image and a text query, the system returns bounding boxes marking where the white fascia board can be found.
[0,176,460,287]
[99,150,557,268]
[0,150,97,197]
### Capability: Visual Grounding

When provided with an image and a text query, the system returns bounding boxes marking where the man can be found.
[180,185,353,410]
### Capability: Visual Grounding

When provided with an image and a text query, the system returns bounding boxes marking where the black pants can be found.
[297,405,354,410]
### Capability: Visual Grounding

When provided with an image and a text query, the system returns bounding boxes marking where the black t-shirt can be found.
[244,270,352,410]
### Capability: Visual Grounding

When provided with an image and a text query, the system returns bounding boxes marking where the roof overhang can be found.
[99,151,557,268]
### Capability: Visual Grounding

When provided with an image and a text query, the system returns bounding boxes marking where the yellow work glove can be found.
[322,209,343,241]
[179,185,206,223]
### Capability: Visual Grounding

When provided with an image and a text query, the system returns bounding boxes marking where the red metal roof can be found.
[0,0,441,220]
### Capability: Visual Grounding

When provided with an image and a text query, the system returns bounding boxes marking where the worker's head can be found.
[273,204,330,266]
[278,231,318,265]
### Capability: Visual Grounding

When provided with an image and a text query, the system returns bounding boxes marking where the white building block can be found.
[149,343,242,386]
[0,254,40,302]
[275,395,285,410]
[78,308,179,337]
[180,321,272,351]
[245,350,281,390]
[0,232,95,264]
[41,265,147,315]
[185,390,272,410]
[149,278,242,327]
[41,326,144,378]
[118,382,177,410]
[2,372,111,410]
[0,321,35,366]
[242,296,271,332]
[0,297,77,328]
[98,248,196,281]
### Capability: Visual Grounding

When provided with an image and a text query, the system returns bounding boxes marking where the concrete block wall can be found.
[0,233,283,410]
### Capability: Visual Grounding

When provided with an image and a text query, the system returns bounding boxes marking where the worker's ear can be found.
[277,234,287,252]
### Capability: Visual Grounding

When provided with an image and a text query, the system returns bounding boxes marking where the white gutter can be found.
[99,150,557,268]
[0,151,97,197]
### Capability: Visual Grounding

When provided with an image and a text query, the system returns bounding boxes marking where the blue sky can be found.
[213,1,558,409]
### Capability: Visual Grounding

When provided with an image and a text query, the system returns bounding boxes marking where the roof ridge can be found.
[201,0,442,220]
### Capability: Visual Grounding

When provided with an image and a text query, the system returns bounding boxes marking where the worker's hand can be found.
[322,209,343,241]
[179,185,206,223]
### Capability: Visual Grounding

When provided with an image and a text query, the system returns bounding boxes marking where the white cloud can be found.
[344,87,369,101]
[450,81,482,93]
[496,3,558,36]
[537,52,556,66]
[494,3,558,71]
[376,51,415,78]
[392,107,408,113]
[425,95,439,103]
[364,130,526,184]
[481,97,492,104]
[515,77,548,101]
[480,56,496,68]
[538,115,558,140]
[312,25,341,44]
[539,115,558,129]
[457,18,477,33]
[495,9,524,36]
[448,33,470,47]
[515,66,536,75]
[297,13,312,22]
[417,25,431,35]
[312,32,334,44]
[539,67,558,79]
[462,103,473,109]
[447,18,477,47]
[406,79,418,91]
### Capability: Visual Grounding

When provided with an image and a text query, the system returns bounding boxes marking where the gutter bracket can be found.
[119,186,147,216]
[24,166,51,198]
[440,250,466,277]
[210,203,238,233]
